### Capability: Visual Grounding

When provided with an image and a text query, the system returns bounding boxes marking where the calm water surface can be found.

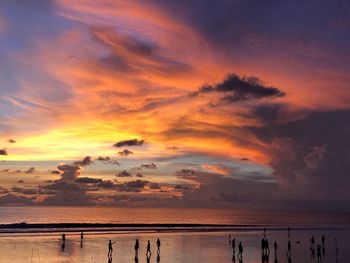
[0,206,350,226]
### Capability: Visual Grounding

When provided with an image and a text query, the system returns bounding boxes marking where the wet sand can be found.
[0,228,349,263]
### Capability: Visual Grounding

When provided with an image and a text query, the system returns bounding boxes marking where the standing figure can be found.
[317,244,322,262]
[232,238,236,252]
[61,233,66,252]
[287,240,291,258]
[156,238,161,254]
[273,241,278,257]
[146,240,151,257]
[135,239,140,257]
[238,241,243,260]
[108,240,115,259]
[321,235,325,256]
[80,232,84,247]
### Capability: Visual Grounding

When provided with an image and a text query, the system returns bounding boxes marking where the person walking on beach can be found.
[108,240,115,258]
[321,235,325,256]
[317,244,322,262]
[273,241,278,257]
[238,241,243,260]
[156,238,161,254]
[62,233,66,242]
[135,239,140,256]
[232,238,236,252]
[146,240,151,257]
[287,240,291,258]
[80,232,84,247]
[335,238,339,262]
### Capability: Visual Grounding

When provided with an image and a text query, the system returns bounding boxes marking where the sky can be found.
[0,0,349,210]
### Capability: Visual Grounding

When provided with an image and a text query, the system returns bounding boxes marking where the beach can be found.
[0,207,349,262]
[0,228,349,262]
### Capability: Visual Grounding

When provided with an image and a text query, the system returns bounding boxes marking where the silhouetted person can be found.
[61,233,66,252]
[266,239,270,256]
[157,238,161,254]
[80,232,84,248]
[108,240,115,258]
[335,238,339,260]
[317,245,322,262]
[310,236,315,259]
[321,235,325,256]
[287,240,291,258]
[238,242,243,260]
[135,239,139,256]
[273,241,277,256]
[321,235,325,247]
[146,240,151,256]
[232,238,236,252]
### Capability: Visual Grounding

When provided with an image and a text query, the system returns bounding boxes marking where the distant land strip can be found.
[0,223,349,234]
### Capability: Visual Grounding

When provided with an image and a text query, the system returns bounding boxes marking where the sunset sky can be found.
[0,0,349,210]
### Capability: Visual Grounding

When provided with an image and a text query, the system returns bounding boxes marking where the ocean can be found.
[0,207,349,262]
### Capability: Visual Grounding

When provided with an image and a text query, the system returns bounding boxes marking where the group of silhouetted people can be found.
[261,229,270,263]
[59,232,161,262]
[58,230,339,263]
[228,234,243,263]
[309,234,331,263]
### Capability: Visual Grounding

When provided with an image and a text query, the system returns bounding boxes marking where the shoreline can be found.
[1,223,350,235]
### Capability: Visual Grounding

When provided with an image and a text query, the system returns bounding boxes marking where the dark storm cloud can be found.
[11,186,38,195]
[177,171,279,207]
[115,180,148,192]
[247,109,350,209]
[174,184,189,190]
[0,186,9,194]
[0,194,35,205]
[0,149,8,155]
[116,170,132,177]
[74,156,94,167]
[97,180,115,189]
[150,0,350,58]
[192,73,284,103]
[113,139,145,147]
[149,182,161,189]
[133,162,157,170]
[25,167,36,174]
[75,177,103,184]
[177,169,196,175]
[96,156,120,165]
[118,149,134,156]
[57,164,80,181]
